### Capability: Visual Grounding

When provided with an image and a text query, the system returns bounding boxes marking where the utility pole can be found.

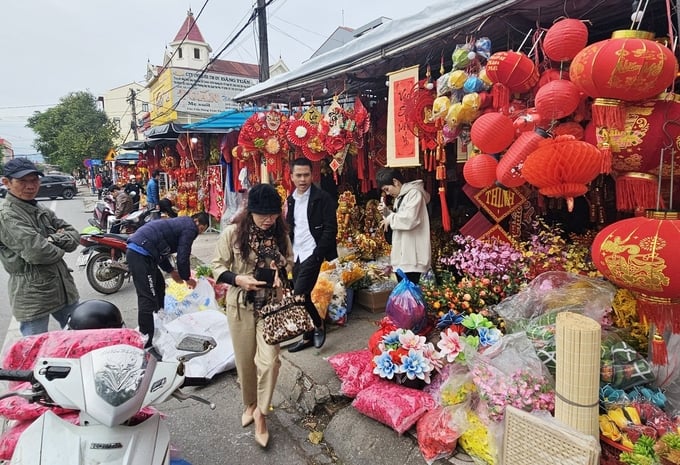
[128,88,139,141]
[257,0,270,82]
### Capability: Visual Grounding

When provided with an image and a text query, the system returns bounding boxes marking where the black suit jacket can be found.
[286,184,338,262]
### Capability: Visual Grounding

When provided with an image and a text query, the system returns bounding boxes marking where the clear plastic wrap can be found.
[416,403,469,464]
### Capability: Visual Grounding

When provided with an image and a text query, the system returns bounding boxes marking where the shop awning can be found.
[183,108,265,132]
[119,138,178,150]
[234,0,668,104]
[145,123,186,139]
[114,152,140,165]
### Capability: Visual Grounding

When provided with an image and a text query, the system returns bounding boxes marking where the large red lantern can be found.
[543,18,589,62]
[496,128,550,188]
[592,210,680,335]
[534,79,581,121]
[522,135,602,211]
[553,122,585,140]
[470,112,516,154]
[570,30,678,129]
[463,153,498,188]
[486,51,539,113]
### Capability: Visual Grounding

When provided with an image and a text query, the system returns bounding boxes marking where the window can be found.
[141,103,149,112]
[177,47,183,59]
[112,118,121,130]
[194,48,200,59]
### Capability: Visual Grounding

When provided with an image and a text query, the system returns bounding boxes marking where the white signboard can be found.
[172,69,258,115]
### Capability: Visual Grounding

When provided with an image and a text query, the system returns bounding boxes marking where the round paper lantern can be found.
[463,153,498,188]
[591,210,680,334]
[486,51,539,93]
[522,135,602,210]
[536,68,567,90]
[570,30,678,128]
[470,112,516,153]
[543,18,589,62]
[496,128,550,188]
[534,79,581,121]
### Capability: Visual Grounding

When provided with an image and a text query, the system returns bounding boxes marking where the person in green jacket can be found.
[0,159,80,335]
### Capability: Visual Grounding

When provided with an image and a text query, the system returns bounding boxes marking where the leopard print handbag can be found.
[257,293,315,345]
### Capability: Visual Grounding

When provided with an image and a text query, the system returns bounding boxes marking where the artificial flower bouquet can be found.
[371,328,443,385]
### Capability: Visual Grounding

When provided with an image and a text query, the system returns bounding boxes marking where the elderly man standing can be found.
[0,159,80,335]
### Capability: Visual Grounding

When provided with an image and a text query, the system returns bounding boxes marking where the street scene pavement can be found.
[0,187,468,465]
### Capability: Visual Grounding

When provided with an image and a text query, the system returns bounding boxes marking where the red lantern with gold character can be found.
[522,135,602,211]
[591,211,680,338]
[486,51,539,113]
[570,30,678,129]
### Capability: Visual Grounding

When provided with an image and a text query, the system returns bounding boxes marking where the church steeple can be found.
[166,9,212,70]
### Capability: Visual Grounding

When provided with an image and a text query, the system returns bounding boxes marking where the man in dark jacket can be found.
[285,157,338,353]
[124,174,145,210]
[126,212,209,347]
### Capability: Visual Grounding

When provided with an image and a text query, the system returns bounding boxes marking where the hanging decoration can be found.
[495,128,550,188]
[543,18,589,62]
[470,112,515,154]
[521,135,602,211]
[386,65,421,167]
[463,153,498,188]
[534,79,581,122]
[485,50,539,113]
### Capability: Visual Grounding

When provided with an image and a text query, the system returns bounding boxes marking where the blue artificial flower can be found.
[478,327,502,347]
[372,352,398,379]
[381,330,401,350]
[400,349,430,380]
[436,310,464,330]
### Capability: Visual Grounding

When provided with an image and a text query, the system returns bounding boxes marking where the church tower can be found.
[165,9,212,70]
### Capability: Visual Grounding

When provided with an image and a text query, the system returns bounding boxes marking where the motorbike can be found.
[89,206,153,235]
[0,334,217,465]
[89,188,116,231]
[78,232,130,294]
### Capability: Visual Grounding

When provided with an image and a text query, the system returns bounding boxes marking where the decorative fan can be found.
[287,119,315,147]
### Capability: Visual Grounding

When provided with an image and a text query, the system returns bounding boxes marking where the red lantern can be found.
[470,112,516,154]
[570,30,678,129]
[496,128,550,188]
[536,68,567,90]
[486,51,539,93]
[534,79,581,121]
[543,18,589,62]
[553,122,585,140]
[463,154,498,188]
[522,135,602,211]
[591,210,680,335]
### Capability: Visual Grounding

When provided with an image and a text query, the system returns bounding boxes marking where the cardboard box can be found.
[354,289,391,313]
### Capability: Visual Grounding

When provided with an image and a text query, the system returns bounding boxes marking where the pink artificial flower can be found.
[399,330,426,351]
[437,328,463,363]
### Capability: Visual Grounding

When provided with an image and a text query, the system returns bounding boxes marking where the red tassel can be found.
[592,98,627,130]
[615,173,662,211]
[491,83,510,115]
[599,143,612,175]
[636,294,680,334]
[439,187,451,232]
[652,333,668,365]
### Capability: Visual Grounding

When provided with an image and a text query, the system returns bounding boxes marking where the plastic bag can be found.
[327,349,378,397]
[153,309,235,379]
[163,277,219,319]
[601,329,654,390]
[352,380,436,434]
[385,269,427,331]
[416,403,469,464]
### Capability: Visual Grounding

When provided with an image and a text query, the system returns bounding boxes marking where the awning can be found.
[119,138,178,150]
[145,123,186,139]
[183,108,264,132]
[115,152,140,165]
[234,0,668,104]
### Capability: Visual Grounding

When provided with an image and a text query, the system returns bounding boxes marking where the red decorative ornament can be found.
[553,122,585,140]
[591,210,680,336]
[463,154,498,188]
[534,79,581,121]
[287,119,314,147]
[522,135,602,211]
[485,51,539,93]
[570,30,678,129]
[470,112,516,154]
[543,18,589,62]
[496,128,550,188]
[536,68,567,90]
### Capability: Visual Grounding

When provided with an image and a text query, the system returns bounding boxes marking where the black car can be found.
[0,174,77,200]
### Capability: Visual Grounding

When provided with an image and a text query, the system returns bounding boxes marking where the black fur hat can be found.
[248,183,282,215]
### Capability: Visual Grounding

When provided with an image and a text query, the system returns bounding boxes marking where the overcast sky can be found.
[0,0,441,154]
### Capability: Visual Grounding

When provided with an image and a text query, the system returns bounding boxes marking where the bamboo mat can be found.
[555,312,601,438]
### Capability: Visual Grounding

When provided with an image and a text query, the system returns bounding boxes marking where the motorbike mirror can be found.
[176,334,217,353]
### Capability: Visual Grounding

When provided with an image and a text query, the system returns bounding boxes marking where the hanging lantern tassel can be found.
[597,128,613,174]
[592,98,627,131]
[651,331,669,366]
[636,295,680,335]
[615,172,661,211]
[436,165,451,232]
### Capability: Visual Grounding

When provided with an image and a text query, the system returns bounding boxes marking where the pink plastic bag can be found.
[352,380,435,434]
[327,349,378,398]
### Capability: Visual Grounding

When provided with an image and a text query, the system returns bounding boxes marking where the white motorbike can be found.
[0,334,217,464]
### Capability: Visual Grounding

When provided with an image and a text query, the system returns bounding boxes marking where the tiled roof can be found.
[173,10,206,43]
[208,60,259,78]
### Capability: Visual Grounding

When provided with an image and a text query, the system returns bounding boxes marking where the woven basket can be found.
[599,436,631,465]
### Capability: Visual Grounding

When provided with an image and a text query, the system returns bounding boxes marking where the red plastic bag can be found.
[385,270,427,331]
[416,404,469,464]
[352,380,435,434]
[327,349,378,397]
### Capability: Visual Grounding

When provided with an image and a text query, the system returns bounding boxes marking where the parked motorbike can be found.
[89,206,153,235]
[78,232,129,294]
[89,188,115,231]
[0,334,217,465]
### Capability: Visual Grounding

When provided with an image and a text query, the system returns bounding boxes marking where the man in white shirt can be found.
[285,158,338,352]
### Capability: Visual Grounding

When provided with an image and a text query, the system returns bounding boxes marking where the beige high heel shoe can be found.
[241,404,255,427]
[253,408,269,448]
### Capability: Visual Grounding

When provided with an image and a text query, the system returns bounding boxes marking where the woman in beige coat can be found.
[212,184,293,448]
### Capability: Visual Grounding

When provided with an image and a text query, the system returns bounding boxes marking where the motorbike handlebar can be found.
[0,369,34,383]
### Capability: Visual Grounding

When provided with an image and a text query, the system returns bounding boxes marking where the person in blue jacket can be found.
[126,212,209,347]
[146,170,161,219]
